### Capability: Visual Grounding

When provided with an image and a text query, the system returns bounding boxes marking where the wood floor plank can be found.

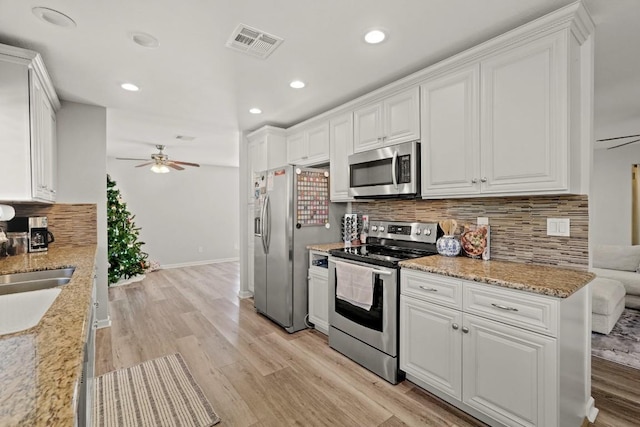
[96,262,640,427]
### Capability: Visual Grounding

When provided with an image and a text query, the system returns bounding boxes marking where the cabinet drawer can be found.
[401,270,463,309]
[463,282,558,337]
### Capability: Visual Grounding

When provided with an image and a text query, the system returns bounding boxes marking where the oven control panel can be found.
[368,221,439,244]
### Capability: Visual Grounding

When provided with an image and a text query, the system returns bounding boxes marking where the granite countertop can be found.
[399,255,595,298]
[307,242,350,253]
[0,245,97,426]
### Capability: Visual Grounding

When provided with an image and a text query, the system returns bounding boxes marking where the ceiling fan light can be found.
[150,164,170,174]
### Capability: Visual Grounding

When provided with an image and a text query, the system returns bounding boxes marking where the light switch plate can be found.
[547,218,570,237]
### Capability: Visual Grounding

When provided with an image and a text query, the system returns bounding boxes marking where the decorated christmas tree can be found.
[107,175,149,285]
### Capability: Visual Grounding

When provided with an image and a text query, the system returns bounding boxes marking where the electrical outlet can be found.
[547,218,570,237]
[198,246,204,253]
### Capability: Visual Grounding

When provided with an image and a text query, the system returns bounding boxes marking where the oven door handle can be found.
[391,149,398,190]
[332,259,393,276]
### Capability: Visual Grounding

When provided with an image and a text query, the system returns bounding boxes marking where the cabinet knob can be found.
[452,323,459,330]
[462,326,469,334]
[480,177,488,183]
[471,178,478,184]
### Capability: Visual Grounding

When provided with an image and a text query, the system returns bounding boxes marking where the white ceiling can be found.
[1,0,638,164]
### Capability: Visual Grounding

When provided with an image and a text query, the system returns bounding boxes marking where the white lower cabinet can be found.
[308,250,329,334]
[400,269,590,427]
[462,314,556,427]
[400,296,462,399]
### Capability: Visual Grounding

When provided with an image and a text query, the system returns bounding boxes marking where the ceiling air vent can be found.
[226,24,283,59]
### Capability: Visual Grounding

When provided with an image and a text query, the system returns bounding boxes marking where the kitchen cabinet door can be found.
[329,112,353,201]
[383,86,420,146]
[480,32,568,194]
[353,102,383,153]
[421,65,480,197]
[400,295,462,400]
[286,131,306,164]
[30,69,57,202]
[354,87,420,153]
[462,313,557,427]
[286,122,329,166]
[308,266,329,334]
[247,126,286,202]
[305,121,329,164]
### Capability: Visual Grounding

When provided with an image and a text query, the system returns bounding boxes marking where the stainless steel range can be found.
[328,220,440,384]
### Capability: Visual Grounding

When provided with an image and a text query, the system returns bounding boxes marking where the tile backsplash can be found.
[352,195,588,270]
[3,203,97,246]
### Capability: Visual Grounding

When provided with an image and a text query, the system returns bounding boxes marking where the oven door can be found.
[328,257,398,356]
[348,141,420,198]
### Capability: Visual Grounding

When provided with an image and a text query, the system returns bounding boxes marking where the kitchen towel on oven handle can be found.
[335,260,374,311]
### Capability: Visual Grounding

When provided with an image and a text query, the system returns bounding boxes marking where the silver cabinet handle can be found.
[452,323,459,330]
[462,326,469,333]
[471,178,478,184]
[418,286,438,292]
[491,303,518,312]
[480,177,488,183]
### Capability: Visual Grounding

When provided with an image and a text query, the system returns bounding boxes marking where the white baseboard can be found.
[96,317,112,329]
[238,290,254,299]
[161,257,239,270]
[586,396,599,422]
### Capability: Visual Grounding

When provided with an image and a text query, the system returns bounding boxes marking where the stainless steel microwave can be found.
[348,141,420,199]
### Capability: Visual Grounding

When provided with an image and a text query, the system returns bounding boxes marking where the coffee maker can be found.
[7,216,55,252]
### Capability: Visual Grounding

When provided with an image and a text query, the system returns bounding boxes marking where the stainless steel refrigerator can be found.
[253,165,345,333]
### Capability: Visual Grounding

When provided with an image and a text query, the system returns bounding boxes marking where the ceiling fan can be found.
[116,145,200,173]
[597,134,640,150]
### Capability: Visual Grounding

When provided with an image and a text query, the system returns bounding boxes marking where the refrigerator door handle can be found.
[265,194,272,252]
[260,195,268,253]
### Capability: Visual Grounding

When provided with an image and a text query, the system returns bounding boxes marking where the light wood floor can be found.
[96,263,640,427]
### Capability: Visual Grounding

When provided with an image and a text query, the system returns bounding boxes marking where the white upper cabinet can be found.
[329,112,354,202]
[286,121,330,166]
[0,44,59,203]
[247,126,286,203]
[421,65,480,197]
[354,87,420,153]
[421,7,592,198]
[480,32,567,194]
[31,71,57,201]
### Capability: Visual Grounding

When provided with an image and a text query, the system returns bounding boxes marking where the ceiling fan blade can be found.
[135,162,155,168]
[597,134,640,142]
[171,160,200,167]
[607,138,640,150]
[166,162,185,170]
[116,157,150,161]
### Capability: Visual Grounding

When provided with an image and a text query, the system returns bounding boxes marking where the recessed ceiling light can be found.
[121,83,140,92]
[249,108,262,114]
[32,7,77,28]
[290,80,305,89]
[364,29,386,44]
[129,32,160,49]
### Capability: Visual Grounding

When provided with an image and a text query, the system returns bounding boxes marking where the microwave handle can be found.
[391,150,398,189]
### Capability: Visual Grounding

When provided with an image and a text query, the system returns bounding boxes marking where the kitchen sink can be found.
[0,267,75,296]
[0,288,62,335]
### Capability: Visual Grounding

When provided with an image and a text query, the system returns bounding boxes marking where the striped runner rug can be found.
[94,353,220,427]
